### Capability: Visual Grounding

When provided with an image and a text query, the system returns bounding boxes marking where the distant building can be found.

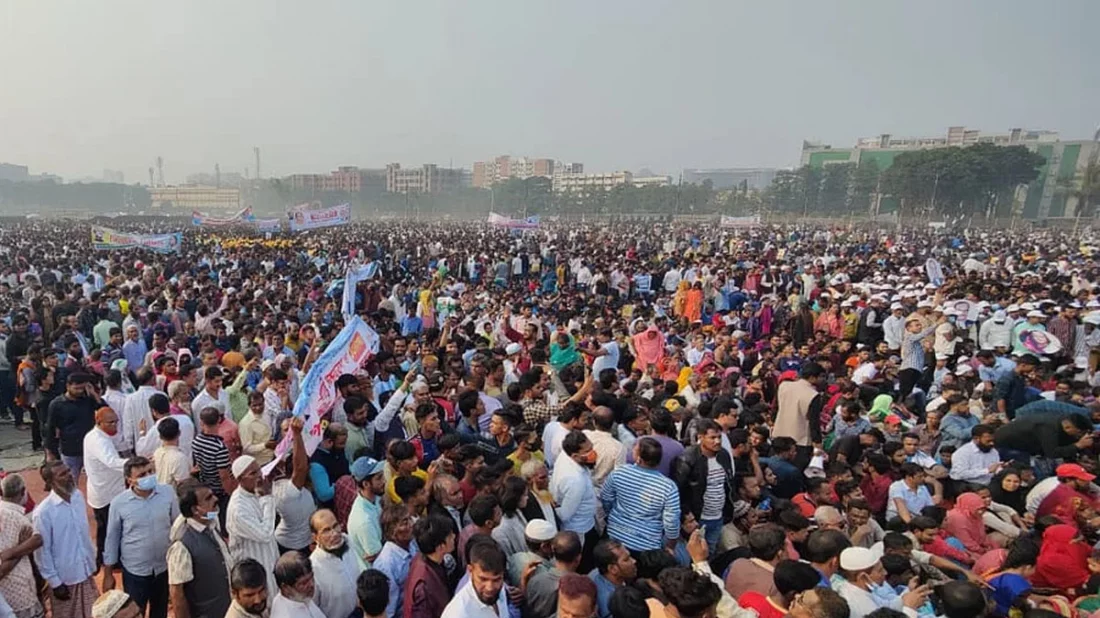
[801,126,1060,168]
[0,163,29,182]
[472,156,557,188]
[285,166,387,193]
[800,126,1099,220]
[385,163,466,194]
[149,186,241,211]
[683,168,777,191]
[553,170,632,193]
[103,169,125,184]
[633,175,672,188]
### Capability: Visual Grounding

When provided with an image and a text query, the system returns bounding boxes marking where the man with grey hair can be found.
[0,473,44,618]
[813,505,845,532]
[271,551,325,618]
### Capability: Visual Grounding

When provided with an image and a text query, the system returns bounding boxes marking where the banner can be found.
[91,226,182,254]
[341,262,381,319]
[191,207,254,227]
[254,218,282,232]
[288,203,351,231]
[719,215,760,228]
[263,316,380,475]
[487,212,540,229]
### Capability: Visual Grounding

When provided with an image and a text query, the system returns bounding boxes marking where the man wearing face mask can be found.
[226,559,270,618]
[33,461,98,618]
[550,430,600,573]
[308,509,359,618]
[102,456,180,618]
[831,547,931,618]
[83,406,129,572]
[167,479,233,618]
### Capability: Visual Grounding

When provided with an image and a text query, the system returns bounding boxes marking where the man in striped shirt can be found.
[193,406,234,533]
[600,436,681,552]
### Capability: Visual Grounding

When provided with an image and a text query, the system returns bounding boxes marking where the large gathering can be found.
[1,217,1100,618]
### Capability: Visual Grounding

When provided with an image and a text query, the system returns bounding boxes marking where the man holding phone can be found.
[45,373,106,479]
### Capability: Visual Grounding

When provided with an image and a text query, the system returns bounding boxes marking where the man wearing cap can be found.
[91,590,142,618]
[1011,310,1047,357]
[507,519,556,588]
[1035,463,1100,527]
[347,456,386,571]
[883,304,906,352]
[831,546,929,618]
[226,455,280,596]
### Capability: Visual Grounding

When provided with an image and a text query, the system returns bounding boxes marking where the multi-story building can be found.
[633,175,672,188]
[0,163,29,182]
[472,156,557,188]
[553,171,633,193]
[149,186,241,211]
[801,126,1098,220]
[385,163,467,194]
[285,167,387,193]
[683,168,777,190]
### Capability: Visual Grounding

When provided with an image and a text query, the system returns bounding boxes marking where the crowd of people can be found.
[0,218,1097,618]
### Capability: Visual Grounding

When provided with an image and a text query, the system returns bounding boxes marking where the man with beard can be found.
[33,460,98,618]
[226,559,270,618]
[49,374,106,475]
[309,509,359,618]
[550,431,600,571]
[442,541,508,618]
[948,425,1005,491]
[270,552,326,618]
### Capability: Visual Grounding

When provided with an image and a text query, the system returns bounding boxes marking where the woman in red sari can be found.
[1031,524,1094,597]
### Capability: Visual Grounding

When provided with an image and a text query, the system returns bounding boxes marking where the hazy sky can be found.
[2,0,1098,183]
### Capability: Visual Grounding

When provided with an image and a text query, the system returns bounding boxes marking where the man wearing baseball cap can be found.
[1034,463,1099,524]
[347,456,386,571]
[832,546,930,617]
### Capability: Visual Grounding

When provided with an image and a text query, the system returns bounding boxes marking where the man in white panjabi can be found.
[226,455,280,596]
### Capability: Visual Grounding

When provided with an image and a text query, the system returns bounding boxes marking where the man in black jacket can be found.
[993,411,1093,468]
[673,418,735,553]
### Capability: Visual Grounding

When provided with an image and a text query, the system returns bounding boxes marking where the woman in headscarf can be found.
[684,281,704,323]
[976,486,1027,548]
[672,280,689,318]
[989,468,1028,516]
[814,303,844,340]
[632,325,666,371]
[1032,524,1094,597]
[943,492,997,561]
[868,393,894,424]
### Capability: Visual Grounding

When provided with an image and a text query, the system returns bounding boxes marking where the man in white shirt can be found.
[84,406,129,572]
[227,455,280,596]
[308,509,359,618]
[270,552,326,618]
[191,366,230,427]
[587,329,620,377]
[33,461,99,617]
[948,424,1005,489]
[122,369,159,457]
[441,541,509,618]
[135,394,195,462]
[883,304,907,351]
[104,371,132,456]
[831,547,927,618]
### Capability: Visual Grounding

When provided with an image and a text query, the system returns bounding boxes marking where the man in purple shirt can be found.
[626,410,683,479]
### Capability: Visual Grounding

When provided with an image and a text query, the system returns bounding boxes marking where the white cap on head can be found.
[505,342,523,356]
[1027,310,1045,319]
[231,455,257,479]
[93,590,132,618]
[524,519,556,542]
[839,547,879,571]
